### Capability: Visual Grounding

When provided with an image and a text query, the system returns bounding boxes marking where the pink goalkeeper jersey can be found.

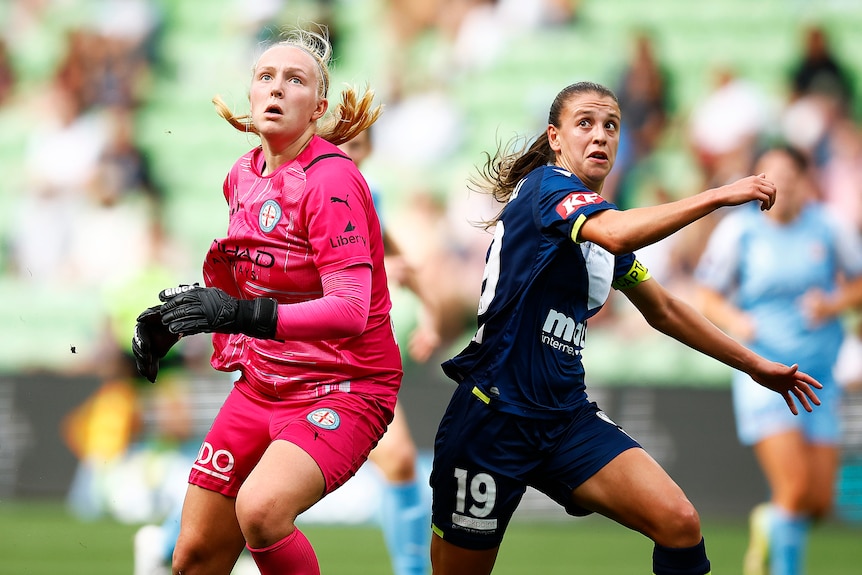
[203,136,402,400]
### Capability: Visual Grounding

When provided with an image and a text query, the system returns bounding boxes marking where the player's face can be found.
[249,45,327,148]
[338,130,372,167]
[547,93,620,193]
[755,150,808,223]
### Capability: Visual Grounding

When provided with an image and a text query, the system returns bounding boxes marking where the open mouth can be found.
[588,151,608,160]
[264,105,283,115]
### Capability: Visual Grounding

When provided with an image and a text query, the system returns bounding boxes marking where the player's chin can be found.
[583,162,612,183]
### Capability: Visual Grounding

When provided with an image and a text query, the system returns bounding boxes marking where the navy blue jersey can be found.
[442,165,647,417]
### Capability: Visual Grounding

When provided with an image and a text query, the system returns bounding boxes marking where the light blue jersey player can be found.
[429,82,822,575]
[695,145,862,575]
[697,201,862,444]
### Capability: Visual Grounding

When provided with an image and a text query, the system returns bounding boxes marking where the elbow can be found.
[596,224,639,255]
[345,314,369,337]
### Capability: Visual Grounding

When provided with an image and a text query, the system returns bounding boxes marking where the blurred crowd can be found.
[0,0,861,523]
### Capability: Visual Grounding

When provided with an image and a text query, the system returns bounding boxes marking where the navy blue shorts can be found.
[430,383,640,550]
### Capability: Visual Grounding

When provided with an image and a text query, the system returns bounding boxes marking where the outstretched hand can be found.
[132,305,180,383]
[716,173,777,211]
[750,362,822,415]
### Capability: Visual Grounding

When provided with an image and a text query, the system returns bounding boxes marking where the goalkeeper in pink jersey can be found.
[131,27,402,575]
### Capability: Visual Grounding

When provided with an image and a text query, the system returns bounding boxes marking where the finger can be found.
[782,391,799,416]
[792,387,814,413]
[160,303,205,325]
[801,383,821,405]
[165,318,205,335]
[136,305,163,322]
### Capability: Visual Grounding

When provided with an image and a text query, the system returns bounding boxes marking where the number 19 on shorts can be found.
[452,468,499,531]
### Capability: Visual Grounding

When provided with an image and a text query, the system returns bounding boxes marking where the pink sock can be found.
[247,528,320,575]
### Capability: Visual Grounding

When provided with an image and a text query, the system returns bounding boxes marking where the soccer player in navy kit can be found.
[428,82,823,575]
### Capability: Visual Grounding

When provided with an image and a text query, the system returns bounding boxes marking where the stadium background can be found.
[0,0,861,572]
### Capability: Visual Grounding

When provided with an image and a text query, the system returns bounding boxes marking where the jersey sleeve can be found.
[304,163,375,275]
[537,168,617,242]
[694,211,746,293]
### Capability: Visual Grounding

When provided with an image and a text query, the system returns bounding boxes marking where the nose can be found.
[271,85,283,98]
[592,125,608,143]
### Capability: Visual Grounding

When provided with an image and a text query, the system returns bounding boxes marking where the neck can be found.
[261,130,316,176]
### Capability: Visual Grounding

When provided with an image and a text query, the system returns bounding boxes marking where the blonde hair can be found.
[212,27,382,146]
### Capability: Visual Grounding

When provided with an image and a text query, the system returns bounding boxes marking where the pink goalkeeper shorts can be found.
[188,378,396,497]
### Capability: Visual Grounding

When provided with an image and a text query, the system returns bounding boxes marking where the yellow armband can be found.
[612,259,651,290]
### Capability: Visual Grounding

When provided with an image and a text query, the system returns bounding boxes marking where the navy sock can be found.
[652,537,711,575]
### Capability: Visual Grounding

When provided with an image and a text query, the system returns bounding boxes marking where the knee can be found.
[775,484,810,515]
[235,489,296,547]
[650,501,702,548]
[806,492,834,520]
[171,531,210,574]
[373,439,417,482]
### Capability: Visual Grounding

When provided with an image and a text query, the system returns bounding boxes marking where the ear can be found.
[547,124,561,152]
[312,99,328,121]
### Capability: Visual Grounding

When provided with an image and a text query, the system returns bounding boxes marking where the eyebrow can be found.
[255,65,310,77]
[574,108,621,122]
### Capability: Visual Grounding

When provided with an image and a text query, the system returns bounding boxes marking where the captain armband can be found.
[611,259,652,290]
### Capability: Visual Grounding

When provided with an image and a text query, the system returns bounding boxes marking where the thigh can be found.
[189,386,272,498]
[431,532,499,575]
[173,484,246,574]
[533,403,641,516]
[367,402,418,481]
[571,447,696,544]
[274,390,393,493]
[238,438,326,547]
[752,429,839,513]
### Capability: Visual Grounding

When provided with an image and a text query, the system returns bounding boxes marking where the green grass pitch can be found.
[1,500,860,574]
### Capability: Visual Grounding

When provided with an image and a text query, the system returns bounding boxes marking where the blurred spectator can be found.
[0,38,17,105]
[10,79,107,282]
[818,118,862,232]
[609,30,672,208]
[789,24,854,118]
[688,66,774,189]
[91,105,163,205]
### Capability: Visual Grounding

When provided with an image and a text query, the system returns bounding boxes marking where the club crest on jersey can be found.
[555,191,602,219]
[307,408,341,430]
[259,199,282,233]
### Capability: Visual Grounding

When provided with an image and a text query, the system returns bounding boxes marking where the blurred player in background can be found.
[132,27,401,575]
[428,81,823,575]
[339,127,438,575]
[694,145,862,575]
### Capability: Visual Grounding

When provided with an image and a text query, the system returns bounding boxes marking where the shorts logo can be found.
[307,408,340,430]
[259,199,282,232]
[192,441,235,482]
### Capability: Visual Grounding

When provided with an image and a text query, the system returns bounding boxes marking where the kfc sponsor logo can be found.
[555,191,602,218]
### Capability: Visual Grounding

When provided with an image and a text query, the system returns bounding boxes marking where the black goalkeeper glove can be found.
[159,284,278,339]
[132,305,181,383]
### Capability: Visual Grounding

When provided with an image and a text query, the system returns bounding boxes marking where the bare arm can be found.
[696,285,756,342]
[382,229,443,363]
[579,175,776,254]
[622,277,822,415]
[801,274,862,325]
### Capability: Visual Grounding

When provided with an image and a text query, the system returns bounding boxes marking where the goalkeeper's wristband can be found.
[236,297,278,339]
